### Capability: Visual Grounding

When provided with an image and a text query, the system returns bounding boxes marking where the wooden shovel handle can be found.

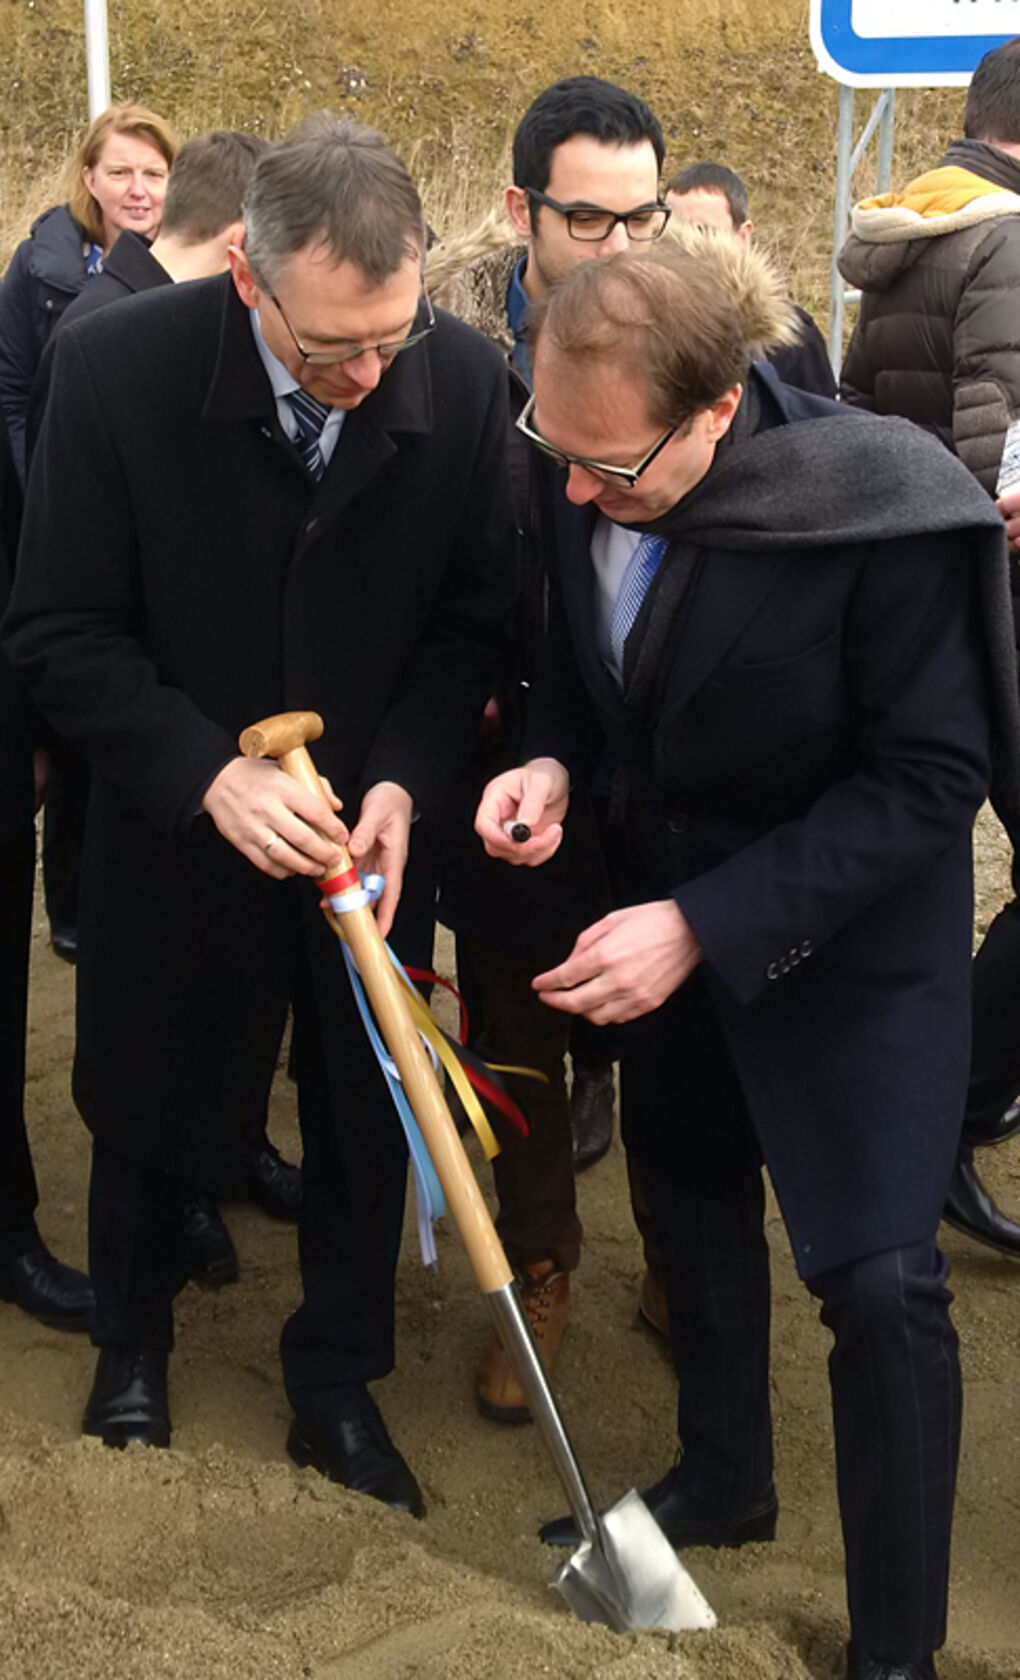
[240,714,513,1294]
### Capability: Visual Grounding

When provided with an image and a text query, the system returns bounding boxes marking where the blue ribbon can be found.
[326,872,447,1269]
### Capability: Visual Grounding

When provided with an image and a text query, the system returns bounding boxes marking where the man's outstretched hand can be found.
[533,900,704,1024]
[474,757,571,865]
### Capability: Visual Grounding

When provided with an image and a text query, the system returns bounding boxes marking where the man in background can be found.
[840,33,1020,1258]
[666,159,835,398]
[434,76,670,1419]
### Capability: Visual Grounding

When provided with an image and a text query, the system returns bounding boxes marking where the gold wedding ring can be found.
[264,835,280,854]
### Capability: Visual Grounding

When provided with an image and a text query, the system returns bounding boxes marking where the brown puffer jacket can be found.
[839,148,1020,493]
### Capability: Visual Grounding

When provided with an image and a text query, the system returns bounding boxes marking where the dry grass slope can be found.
[0,0,964,320]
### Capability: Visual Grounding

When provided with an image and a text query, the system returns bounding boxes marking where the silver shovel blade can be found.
[551,1488,717,1633]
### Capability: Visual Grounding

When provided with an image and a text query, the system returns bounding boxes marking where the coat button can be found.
[667,813,690,835]
[800,939,813,958]
[788,947,801,967]
[779,956,790,975]
[766,961,779,981]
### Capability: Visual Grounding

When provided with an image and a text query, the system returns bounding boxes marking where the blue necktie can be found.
[285,388,331,480]
[609,533,668,679]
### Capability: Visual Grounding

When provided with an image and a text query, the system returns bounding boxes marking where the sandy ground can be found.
[1,811,1018,1680]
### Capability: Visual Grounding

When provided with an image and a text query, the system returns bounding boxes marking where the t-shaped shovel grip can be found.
[239,711,513,1294]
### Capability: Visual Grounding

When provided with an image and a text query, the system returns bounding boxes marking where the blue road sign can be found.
[811,0,1019,87]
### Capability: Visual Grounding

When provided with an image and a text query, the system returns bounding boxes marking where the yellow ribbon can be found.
[323,904,504,1161]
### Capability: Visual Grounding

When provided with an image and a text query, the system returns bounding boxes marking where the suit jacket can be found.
[3,274,515,1185]
[527,380,992,1276]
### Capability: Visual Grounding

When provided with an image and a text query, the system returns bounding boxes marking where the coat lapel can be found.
[202,279,436,532]
[657,546,790,726]
[557,497,790,738]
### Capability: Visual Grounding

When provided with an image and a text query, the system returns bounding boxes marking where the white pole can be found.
[83,0,110,118]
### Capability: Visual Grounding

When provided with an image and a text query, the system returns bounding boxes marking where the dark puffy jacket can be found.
[838,164,1020,494]
[0,206,89,482]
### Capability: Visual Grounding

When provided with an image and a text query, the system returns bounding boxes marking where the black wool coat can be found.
[3,274,516,1186]
[0,206,91,483]
[526,377,996,1277]
[26,231,169,467]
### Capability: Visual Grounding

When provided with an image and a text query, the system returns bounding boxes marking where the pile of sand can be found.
[1,825,1017,1679]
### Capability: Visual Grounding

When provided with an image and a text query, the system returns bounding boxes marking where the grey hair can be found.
[243,113,425,288]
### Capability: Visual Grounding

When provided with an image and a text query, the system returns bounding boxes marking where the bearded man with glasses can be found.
[476,241,1018,1680]
[4,115,514,1510]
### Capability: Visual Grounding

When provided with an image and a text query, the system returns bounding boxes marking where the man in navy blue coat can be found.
[476,242,1012,1680]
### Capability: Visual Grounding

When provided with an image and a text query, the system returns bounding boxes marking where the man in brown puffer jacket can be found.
[840,35,1020,1260]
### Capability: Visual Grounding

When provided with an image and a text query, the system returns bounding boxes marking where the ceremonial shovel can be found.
[240,710,717,1636]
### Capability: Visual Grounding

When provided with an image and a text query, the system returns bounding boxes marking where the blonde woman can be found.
[0,103,178,479]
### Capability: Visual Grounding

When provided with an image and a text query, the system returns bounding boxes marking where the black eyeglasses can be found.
[524,189,670,243]
[515,392,678,487]
[269,289,436,366]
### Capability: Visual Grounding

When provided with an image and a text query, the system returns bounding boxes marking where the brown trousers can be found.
[462,940,582,1273]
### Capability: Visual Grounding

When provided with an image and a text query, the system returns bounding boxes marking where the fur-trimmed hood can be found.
[426,216,521,353]
[429,213,800,362]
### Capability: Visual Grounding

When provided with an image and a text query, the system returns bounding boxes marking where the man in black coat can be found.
[3,116,514,1515]
[476,244,1012,1680]
[0,405,94,1332]
[28,128,300,1283]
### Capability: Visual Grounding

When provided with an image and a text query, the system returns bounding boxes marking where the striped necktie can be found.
[285,388,331,480]
[609,533,668,679]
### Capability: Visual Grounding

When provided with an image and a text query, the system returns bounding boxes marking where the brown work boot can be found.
[638,1266,670,1340]
[475,1260,569,1423]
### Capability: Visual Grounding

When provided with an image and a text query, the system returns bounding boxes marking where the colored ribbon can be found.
[320,870,543,1268]
[322,873,444,1267]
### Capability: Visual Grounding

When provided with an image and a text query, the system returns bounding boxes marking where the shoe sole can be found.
[287,1423,332,1477]
[572,1140,613,1175]
[637,1299,670,1341]
[82,1419,170,1449]
[675,1504,778,1550]
[941,1213,1020,1260]
[286,1424,426,1517]
[476,1393,532,1425]
[541,1500,778,1551]
[1,1300,93,1333]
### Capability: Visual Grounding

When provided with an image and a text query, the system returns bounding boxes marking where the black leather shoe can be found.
[963,1100,1020,1150]
[248,1140,302,1222]
[540,1465,777,1549]
[182,1194,239,1287]
[570,1061,615,1172]
[845,1644,936,1680]
[82,1347,170,1448]
[0,1238,94,1331]
[287,1392,425,1517]
[942,1154,1020,1258]
[50,927,78,964]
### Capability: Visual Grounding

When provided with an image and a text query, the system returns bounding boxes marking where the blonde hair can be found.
[62,104,179,244]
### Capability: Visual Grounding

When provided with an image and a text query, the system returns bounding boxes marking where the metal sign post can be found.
[83,0,110,117]
[811,0,1019,373]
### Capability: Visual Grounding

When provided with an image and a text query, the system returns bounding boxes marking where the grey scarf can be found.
[630,390,1020,817]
